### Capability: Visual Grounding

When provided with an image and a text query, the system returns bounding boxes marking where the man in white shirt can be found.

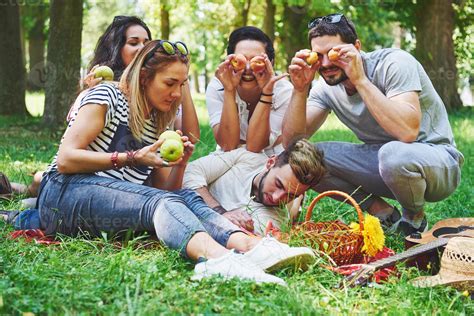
[183,139,325,235]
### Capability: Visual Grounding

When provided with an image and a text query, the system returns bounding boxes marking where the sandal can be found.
[0,172,13,199]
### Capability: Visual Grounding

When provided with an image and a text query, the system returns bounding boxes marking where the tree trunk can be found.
[263,0,276,43]
[0,1,26,116]
[43,0,83,127]
[414,0,462,111]
[281,4,308,70]
[242,0,252,26]
[160,0,170,39]
[192,68,200,93]
[27,4,48,91]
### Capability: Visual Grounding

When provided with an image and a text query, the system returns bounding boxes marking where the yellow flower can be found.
[350,214,385,257]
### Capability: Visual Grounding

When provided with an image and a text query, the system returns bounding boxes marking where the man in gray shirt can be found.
[282,13,463,236]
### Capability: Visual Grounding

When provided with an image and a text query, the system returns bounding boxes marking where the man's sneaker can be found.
[397,216,428,237]
[243,236,315,273]
[380,207,402,234]
[191,250,286,286]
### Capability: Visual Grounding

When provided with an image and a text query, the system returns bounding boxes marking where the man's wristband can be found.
[212,205,227,215]
[261,92,273,97]
[259,99,273,105]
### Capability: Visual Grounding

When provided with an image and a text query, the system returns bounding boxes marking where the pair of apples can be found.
[230,54,266,72]
[159,130,184,162]
[306,49,339,65]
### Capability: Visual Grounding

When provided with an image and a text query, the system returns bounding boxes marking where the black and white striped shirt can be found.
[47,83,158,184]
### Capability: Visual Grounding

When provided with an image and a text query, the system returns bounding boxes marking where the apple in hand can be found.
[306,52,319,65]
[94,65,114,81]
[250,56,266,73]
[159,130,182,142]
[160,139,184,162]
[328,49,339,62]
[230,54,247,71]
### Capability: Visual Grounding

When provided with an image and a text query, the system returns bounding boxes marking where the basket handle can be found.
[305,190,364,230]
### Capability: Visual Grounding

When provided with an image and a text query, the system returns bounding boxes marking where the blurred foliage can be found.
[18,0,474,89]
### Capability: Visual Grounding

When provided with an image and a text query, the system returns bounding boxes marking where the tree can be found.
[160,0,170,39]
[280,4,309,68]
[21,0,49,91]
[43,0,83,127]
[414,0,462,111]
[263,0,276,43]
[0,1,26,116]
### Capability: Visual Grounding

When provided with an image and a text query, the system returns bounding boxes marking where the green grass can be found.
[0,94,473,314]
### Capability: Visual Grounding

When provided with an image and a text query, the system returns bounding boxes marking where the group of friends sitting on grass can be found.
[0,13,463,286]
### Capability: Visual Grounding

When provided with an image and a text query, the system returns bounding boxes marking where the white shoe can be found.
[191,250,286,286]
[244,236,315,273]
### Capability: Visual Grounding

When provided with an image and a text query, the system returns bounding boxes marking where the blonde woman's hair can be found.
[275,138,325,187]
[120,40,189,139]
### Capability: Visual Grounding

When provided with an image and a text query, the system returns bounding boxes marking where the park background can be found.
[0,0,473,314]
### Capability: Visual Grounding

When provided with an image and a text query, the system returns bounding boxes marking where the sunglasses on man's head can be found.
[307,13,357,38]
[144,40,189,64]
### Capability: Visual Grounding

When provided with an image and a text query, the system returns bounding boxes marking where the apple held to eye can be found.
[250,56,266,73]
[230,54,247,71]
[94,65,114,81]
[328,49,339,62]
[306,52,319,65]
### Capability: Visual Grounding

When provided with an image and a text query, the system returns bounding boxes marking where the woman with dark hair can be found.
[6,16,199,200]
[84,15,152,85]
[206,26,293,156]
[2,40,314,285]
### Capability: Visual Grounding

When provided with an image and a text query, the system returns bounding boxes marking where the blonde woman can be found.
[3,40,315,285]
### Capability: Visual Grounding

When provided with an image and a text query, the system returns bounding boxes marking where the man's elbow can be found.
[398,126,420,143]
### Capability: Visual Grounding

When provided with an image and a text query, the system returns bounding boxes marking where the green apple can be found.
[94,65,114,81]
[160,139,184,162]
[159,130,182,142]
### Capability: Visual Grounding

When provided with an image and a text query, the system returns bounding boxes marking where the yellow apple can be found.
[94,65,114,81]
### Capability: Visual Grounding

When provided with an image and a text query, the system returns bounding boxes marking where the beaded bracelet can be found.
[111,151,120,169]
[125,149,140,167]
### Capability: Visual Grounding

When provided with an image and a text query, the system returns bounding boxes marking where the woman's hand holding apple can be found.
[82,65,104,89]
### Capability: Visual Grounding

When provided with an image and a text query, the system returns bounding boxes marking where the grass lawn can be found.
[0,93,473,314]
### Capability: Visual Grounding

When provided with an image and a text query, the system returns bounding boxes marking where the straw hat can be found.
[411,237,474,291]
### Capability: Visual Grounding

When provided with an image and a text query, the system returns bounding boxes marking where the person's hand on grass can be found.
[223,208,254,232]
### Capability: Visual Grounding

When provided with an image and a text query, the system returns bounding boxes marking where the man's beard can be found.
[319,66,348,86]
[253,169,274,207]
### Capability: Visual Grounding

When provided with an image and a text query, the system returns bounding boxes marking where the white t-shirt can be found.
[206,77,293,156]
[183,148,289,235]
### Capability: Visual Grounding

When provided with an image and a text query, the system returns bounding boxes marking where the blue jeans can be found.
[29,171,240,256]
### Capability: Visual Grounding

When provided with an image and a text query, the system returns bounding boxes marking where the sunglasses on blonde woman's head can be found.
[144,40,189,64]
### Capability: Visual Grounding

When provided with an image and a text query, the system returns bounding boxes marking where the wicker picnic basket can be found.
[273,190,365,266]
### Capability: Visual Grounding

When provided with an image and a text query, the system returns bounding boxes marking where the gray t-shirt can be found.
[308,48,455,146]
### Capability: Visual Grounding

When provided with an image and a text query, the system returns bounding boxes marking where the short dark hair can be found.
[88,16,152,81]
[274,139,325,187]
[308,15,358,45]
[226,26,275,62]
